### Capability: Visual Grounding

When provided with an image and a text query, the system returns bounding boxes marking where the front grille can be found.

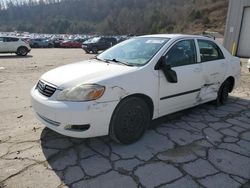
[36,80,56,97]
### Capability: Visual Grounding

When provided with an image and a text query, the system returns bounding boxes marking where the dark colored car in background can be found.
[82,37,117,54]
[29,38,53,48]
[50,38,65,48]
[60,38,86,48]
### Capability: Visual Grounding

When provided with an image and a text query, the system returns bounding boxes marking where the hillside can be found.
[0,0,229,35]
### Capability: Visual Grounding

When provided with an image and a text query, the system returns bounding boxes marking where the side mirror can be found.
[154,56,164,70]
[155,56,178,83]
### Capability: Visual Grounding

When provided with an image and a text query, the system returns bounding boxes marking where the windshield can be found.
[97,37,169,66]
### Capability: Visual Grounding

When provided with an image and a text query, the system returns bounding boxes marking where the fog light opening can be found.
[65,124,90,132]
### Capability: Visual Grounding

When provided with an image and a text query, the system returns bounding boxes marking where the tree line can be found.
[0,0,228,35]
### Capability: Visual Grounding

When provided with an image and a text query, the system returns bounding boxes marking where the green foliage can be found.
[189,10,202,21]
[0,0,227,34]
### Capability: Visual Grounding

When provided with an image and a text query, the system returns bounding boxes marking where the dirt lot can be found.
[0,49,250,188]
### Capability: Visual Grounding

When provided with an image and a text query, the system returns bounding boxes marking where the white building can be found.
[224,0,250,58]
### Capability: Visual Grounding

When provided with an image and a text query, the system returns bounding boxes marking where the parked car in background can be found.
[29,38,53,48]
[50,38,65,48]
[60,38,86,48]
[0,36,31,56]
[31,34,240,144]
[82,37,117,54]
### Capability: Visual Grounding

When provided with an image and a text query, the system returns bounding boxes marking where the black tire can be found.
[17,47,28,56]
[85,50,90,54]
[92,47,98,54]
[248,68,250,72]
[110,97,151,144]
[216,80,232,105]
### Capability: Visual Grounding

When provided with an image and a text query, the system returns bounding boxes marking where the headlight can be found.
[56,84,105,102]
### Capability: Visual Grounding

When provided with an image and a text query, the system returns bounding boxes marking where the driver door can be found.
[99,38,107,50]
[158,39,203,116]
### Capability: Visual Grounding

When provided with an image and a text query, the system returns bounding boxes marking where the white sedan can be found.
[31,34,241,144]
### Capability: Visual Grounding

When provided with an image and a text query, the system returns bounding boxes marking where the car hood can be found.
[41,59,137,89]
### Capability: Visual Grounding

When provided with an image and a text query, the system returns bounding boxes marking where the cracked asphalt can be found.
[0,49,250,188]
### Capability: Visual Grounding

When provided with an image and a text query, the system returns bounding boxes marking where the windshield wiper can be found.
[92,56,112,64]
[92,56,102,61]
[103,58,135,67]
[93,57,136,67]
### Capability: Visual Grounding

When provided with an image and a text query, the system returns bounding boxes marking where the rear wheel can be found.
[110,97,150,144]
[216,79,232,105]
[17,47,28,56]
[85,50,90,54]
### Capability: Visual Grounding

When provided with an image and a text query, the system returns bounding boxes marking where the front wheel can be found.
[84,50,90,54]
[110,97,151,144]
[92,47,98,54]
[17,47,28,56]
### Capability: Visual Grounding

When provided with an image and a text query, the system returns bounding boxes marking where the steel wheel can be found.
[110,97,150,144]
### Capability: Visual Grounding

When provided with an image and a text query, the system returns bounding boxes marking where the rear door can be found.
[158,39,203,116]
[7,37,19,51]
[0,37,12,52]
[197,39,227,101]
[0,37,4,52]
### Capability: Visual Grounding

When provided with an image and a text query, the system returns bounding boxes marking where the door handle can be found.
[210,72,220,76]
[193,68,201,72]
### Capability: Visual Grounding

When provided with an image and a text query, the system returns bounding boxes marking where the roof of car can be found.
[140,34,210,40]
[0,35,19,38]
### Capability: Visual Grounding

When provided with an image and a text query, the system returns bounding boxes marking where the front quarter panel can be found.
[96,67,159,119]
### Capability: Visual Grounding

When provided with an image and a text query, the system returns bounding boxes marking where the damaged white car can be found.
[31,34,241,144]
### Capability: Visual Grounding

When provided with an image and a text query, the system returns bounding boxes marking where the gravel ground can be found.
[0,49,249,188]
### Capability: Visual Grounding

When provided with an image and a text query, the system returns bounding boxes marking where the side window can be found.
[0,37,3,42]
[165,40,197,67]
[4,37,19,42]
[4,37,10,42]
[10,37,18,42]
[198,40,224,62]
[100,38,106,42]
[5,37,11,42]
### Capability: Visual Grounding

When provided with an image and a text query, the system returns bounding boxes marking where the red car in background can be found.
[60,38,85,48]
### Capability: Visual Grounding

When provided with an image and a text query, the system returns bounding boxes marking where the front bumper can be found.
[31,87,118,138]
[82,45,91,51]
